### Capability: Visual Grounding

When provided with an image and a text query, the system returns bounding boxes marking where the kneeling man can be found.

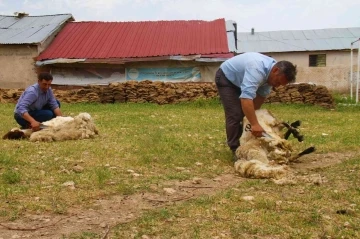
[14,72,62,131]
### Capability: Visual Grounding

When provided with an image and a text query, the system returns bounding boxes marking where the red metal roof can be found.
[37,19,230,60]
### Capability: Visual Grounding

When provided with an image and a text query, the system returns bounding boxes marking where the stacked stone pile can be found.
[0,82,335,108]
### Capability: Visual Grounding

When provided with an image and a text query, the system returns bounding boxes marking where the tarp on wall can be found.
[51,68,126,85]
[126,67,201,82]
[51,61,220,85]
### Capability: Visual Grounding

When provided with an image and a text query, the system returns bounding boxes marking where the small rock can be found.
[59,165,70,174]
[99,222,107,228]
[126,213,134,219]
[242,196,254,201]
[62,181,76,189]
[149,184,158,191]
[73,165,84,173]
[62,181,75,187]
[195,162,203,166]
[192,177,202,184]
[344,221,351,228]
[163,188,176,194]
[175,167,186,171]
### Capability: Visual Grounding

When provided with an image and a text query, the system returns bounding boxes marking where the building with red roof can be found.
[36,18,236,86]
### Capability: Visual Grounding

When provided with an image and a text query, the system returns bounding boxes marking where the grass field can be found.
[0,97,359,238]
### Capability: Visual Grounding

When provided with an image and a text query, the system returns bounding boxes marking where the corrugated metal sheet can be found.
[237,28,360,53]
[0,14,74,44]
[37,19,230,60]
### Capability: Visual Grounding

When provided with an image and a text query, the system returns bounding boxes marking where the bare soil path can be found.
[1,151,359,239]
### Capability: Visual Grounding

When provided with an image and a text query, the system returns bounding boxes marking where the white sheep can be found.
[234,109,315,181]
[2,113,98,142]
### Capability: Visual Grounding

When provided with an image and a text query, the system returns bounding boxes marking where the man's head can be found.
[37,72,53,92]
[268,61,297,87]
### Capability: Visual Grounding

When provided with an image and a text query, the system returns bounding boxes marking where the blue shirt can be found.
[220,52,276,99]
[14,83,59,115]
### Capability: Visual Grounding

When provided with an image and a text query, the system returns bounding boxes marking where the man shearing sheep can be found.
[215,52,297,161]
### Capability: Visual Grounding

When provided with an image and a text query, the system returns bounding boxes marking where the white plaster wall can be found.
[0,45,38,89]
[268,51,359,93]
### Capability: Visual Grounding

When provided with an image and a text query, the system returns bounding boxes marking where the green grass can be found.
[1,97,360,238]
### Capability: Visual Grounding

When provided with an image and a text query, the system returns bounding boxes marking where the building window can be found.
[309,54,326,67]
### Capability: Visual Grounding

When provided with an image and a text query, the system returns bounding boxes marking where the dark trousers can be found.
[14,101,61,129]
[215,69,245,152]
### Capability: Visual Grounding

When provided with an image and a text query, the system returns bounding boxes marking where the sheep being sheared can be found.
[234,109,315,181]
[2,113,98,142]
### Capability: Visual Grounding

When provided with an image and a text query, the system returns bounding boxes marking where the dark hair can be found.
[37,72,53,81]
[274,61,297,83]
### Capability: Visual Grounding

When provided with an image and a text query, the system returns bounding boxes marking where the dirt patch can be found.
[0,151,359,239]
[291,151,360,171]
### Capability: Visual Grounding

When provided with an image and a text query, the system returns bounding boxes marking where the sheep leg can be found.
[290,146,316,162]
[282,122,304,142]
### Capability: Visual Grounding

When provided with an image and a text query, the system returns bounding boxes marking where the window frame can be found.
[309,54,326,67]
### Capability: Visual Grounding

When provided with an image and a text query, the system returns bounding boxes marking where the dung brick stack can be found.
[0,82,335,108]
[0,88,23,103]
[109,82,126,103]
[265,83,335,108]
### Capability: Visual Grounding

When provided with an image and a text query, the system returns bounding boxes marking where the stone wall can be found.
[0,81,335,108]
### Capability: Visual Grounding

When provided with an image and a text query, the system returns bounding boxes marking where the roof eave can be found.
[36,53,232,65]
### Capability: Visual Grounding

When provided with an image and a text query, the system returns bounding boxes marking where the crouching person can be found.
[14,72,62,131]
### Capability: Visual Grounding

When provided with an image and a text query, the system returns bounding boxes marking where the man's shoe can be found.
[232,151,238,162]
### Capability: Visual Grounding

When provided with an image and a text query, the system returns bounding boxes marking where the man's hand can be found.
[250,123,264,137]
[22,112,41,131]
[30,121,41,132]
[241,98,265,137]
